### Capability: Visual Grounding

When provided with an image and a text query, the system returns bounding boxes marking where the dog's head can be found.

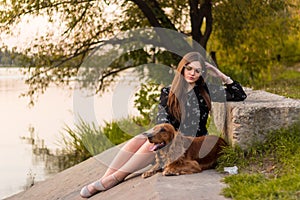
[144,123,177,151]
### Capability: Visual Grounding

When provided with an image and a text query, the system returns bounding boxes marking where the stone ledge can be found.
[5,146,230,200]
[212,88,300,149]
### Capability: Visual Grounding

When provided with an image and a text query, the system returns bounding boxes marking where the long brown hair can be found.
[167,52,212,122]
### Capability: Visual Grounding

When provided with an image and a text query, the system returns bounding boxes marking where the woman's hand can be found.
[205,62,233,84]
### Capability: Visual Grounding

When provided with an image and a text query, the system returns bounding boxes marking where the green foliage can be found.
[216,145,247,170]
[134,81,161,123]
[2,0,299,102]
[101,119,136,145]
[253,65,300,99]
[57,120,113,168]
[213,0,291,49]
[206,114,223,137]
[223,173,300,200]
[57,118,133,168]
[217,121,300,200]
[211,0,300,86]
[0,49,25,66]
[0,0,215,103]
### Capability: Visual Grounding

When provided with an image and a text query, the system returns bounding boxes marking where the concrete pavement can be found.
[5,145,231,200]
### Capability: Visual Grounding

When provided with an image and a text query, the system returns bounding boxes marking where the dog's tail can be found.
[220,137,228,148]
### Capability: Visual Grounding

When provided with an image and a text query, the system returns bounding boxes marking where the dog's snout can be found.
[143,132,153,139]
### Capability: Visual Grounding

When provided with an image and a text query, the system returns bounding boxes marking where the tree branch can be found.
[96,65,136,93]
[2,0,96,26]
[130,0,162,27]
[147,0,177,30]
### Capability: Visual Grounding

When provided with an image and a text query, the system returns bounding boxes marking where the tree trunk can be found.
[189,0,212,50]
[131,0,212,53]
[131,0,193,55]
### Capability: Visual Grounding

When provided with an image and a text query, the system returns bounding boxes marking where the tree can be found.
[211,0,299,83]
[0,0,214,103]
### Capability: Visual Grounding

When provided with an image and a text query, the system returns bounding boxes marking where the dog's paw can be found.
[142,171,155,178]
[162,170,180,176]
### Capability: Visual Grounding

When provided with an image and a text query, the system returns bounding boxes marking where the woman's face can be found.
[183,61,202,85]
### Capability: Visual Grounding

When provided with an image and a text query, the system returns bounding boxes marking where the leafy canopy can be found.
[211,0,299,84]
[0,0,298,104]
[0,0,214,104]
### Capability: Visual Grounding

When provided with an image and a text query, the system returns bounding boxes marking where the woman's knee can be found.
[122,134,148,152]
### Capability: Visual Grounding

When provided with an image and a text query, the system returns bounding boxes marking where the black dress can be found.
[156,80,247,137]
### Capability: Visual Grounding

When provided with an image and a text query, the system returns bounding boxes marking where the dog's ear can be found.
[143,131,153,138]
[143,127,156,136]
[159,127,166,132]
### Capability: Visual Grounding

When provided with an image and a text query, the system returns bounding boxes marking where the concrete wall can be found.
[211,88,300,149]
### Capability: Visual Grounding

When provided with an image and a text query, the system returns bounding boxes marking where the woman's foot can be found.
[80,179,105,198]
[80,174,120,198]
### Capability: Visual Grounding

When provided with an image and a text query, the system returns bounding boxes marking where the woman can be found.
[80,52,247,198]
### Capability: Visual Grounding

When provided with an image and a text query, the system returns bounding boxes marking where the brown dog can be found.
[142,123,227,178]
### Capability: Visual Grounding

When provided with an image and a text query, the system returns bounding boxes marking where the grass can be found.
[55,116,153,170]
[215,66,300,200]
[254,65,300,99]
[216,121,300,200]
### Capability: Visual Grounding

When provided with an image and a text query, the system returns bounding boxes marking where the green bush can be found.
[58,117,147,165]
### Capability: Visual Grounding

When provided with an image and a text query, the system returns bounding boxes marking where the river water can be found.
[0,67,140,199]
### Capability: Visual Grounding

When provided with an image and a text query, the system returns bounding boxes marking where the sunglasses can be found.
[184,65,202,74]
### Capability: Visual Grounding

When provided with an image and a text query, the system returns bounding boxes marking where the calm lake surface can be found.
[0,68,140,199]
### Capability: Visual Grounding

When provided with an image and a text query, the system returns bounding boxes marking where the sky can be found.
[1,15,63,51]
[0,3,120,51]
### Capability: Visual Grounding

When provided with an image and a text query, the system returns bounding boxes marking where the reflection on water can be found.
[0,67,75,199]
[0,67,141,199]
[20,124,74,189]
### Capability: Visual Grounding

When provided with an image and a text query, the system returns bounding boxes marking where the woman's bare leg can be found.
[80,135,154,197]
[100,139,154,188]
[103,134,149,177]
